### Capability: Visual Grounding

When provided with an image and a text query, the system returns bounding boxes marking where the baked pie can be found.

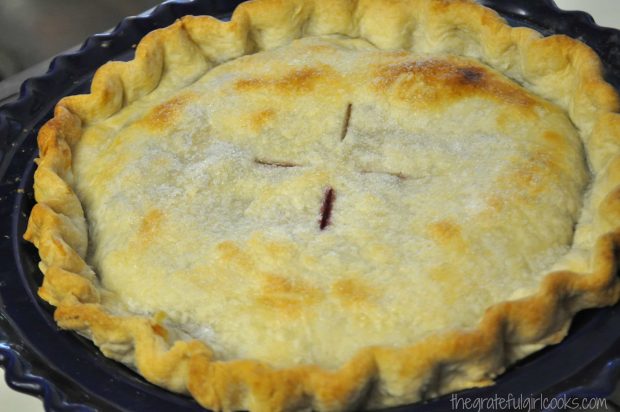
[24,0,620,410]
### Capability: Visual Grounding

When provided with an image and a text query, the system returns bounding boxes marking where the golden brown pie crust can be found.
[24,0,620,410]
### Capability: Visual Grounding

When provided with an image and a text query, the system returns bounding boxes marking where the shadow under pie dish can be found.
[21,0,620,410]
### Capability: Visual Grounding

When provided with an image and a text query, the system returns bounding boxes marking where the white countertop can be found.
[1,1,619,411]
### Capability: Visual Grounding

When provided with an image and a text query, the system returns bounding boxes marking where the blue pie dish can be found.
[1,1,619,411]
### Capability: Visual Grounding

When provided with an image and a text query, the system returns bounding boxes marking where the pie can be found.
[23,0,620,410]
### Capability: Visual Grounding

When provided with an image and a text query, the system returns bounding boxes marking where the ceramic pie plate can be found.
[1,1,620,411]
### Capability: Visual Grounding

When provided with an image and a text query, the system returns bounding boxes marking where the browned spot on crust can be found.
[484,147,569,217]
[139,209,164,239]
[260,239,297,261]
[249,109,276,132]
[515,150,562,192]
[493,149,567,206]
[457,67,484,84]
[215,241,253,272]
[486,195,505,212]
[374,59,535,108]
[235,67,327,94]
[140,92,197,131]
[427,220,463,246]
[332,278,375,307]
[542,130,564,146]
[152,324,168,340]
[257,274,323,313]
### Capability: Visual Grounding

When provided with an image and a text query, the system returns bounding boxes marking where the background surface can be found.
[1,0,619,410]
[0,0,162,80]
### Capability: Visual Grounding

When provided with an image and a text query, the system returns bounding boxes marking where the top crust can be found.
[69,36,587,371]
[24,0,620,411]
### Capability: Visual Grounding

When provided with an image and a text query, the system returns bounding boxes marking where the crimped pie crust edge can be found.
[23,0,620,410]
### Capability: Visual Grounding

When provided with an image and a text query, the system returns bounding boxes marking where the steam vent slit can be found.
[254,158,300,168]
[340,103,352,141]
[361,170,409,180]
[319,187,335,230]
